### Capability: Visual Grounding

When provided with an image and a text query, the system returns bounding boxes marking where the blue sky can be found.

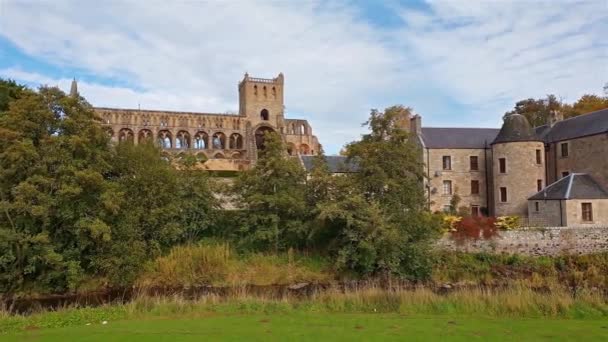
[1,0,606,154]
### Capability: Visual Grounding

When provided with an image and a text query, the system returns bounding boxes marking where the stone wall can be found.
[436,226,608,256]
[425,148,491,214]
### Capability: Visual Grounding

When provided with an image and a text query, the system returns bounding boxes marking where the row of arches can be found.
[115,128,244,150]
[165,151,244,160]
[286,143,312,156]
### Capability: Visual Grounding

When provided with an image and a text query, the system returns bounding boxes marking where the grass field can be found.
[3,313,608,341]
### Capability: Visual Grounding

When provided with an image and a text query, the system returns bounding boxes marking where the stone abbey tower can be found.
[87,73,320,170]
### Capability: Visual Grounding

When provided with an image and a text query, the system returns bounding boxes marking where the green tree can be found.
[232,132,308,251]
[317,106,441,279]
[504,95,562,127]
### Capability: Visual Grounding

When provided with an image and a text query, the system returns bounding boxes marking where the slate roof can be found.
[300,155,359,173]
[544,108,608,143]
[528,173,608,200]
[492,114,541,144]
[420,127,499,149]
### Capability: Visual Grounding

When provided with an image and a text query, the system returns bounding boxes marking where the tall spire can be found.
[70,78,78,98]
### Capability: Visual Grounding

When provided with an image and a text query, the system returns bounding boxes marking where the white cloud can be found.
[1,0,606,152]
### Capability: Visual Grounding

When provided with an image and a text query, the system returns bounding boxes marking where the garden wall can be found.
[436,226,608,256]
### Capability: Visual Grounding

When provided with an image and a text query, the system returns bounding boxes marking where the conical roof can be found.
[492,113,540,144]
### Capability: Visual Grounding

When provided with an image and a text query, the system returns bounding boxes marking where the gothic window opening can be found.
[261,109,269,121]
[118,128,134,143]
[272,87,276,99]
[229,133,243,149]
[194,131,209,149]
[300,144,310,155]
[212,132,226,149]
[157,130,172,149]
[176,130,190,149]
[138,129,153,143]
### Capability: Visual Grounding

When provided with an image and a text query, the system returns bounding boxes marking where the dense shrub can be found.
[449,216,498,243]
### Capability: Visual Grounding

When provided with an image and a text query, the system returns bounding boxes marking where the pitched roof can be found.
[528,173,608,200]
[420,127,499,149]
[300,155,358,173]
[544,108,608,143]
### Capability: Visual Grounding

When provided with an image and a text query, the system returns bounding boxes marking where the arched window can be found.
[272,87,276,99]
[158,130,172,149]
[212,132,226,149]
[300,144,310,155]
[138,129,153,143]
[254,85,258,96]
[194,131,209,149]
[229,133,243,149]
[175,130,190,149]
[232,152,242,159]
[263,86,267,98]
[214,152,225,159]
[260,109,269,121]
[118,128,134,142]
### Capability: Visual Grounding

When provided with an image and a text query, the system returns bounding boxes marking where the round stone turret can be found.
[492,114,545,217]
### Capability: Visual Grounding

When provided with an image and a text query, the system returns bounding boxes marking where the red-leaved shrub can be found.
[450,216,499,244]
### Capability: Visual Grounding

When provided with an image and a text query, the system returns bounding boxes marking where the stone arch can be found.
[175,130,191,149]
[138,129,153,143]
[118,128,134,142]
[229,133,243,149]
[212,132,226,149]
[231,151,242,159]
[260,109,269,121]
[299,143,310,155]
[158,130,173,149]
[194,131,209,149]
[213,152,225,159]
[286,142,296,156]
[255,126,275,150]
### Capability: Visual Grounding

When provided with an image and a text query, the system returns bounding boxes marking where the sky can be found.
[1,0,606,154]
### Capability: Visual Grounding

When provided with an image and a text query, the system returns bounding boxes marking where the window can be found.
[470,156,479,171]
[471,205,480,217]
[260,109,269,121]
[471,180,480,195]
[560,142,569,157]
[536,149,542,164]
[562,171,570,178]
[442,205,451,213]
[582,203,593,222]
[442,156,451,170]
[443,180,452,195]
[499,187,508,202]
[535,202,540,212]
[499,158,506,173]
[537,179,543,192]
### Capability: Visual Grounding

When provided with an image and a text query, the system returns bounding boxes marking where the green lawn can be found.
[3,313,608,341]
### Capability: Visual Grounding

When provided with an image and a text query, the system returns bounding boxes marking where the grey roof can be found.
[493,114,540,144]
[528,173,608,200]
[301,155,358,173]
[420,127,499,149]
[544,108,608,143]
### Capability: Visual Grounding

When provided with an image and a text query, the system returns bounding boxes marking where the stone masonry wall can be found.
[436,226,608,256]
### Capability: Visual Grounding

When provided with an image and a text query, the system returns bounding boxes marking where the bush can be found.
[450,216,498,243]
[495,216,521,230]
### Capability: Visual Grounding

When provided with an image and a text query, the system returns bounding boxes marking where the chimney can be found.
[410,114,422,135]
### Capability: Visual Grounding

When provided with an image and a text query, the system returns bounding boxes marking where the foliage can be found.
[504,92,608,127]
[314,106,441,280]
[231,132,309,251]
[449,216,499,243]
[441,215,461,233]
[495,216,521,230]
[0,80,216,294]
[137,242,332,287]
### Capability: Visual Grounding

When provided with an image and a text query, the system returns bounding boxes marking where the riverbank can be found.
[2,285,608,340]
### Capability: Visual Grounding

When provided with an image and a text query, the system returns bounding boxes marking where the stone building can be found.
[414,108,608,225]
[77,73,320,171]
